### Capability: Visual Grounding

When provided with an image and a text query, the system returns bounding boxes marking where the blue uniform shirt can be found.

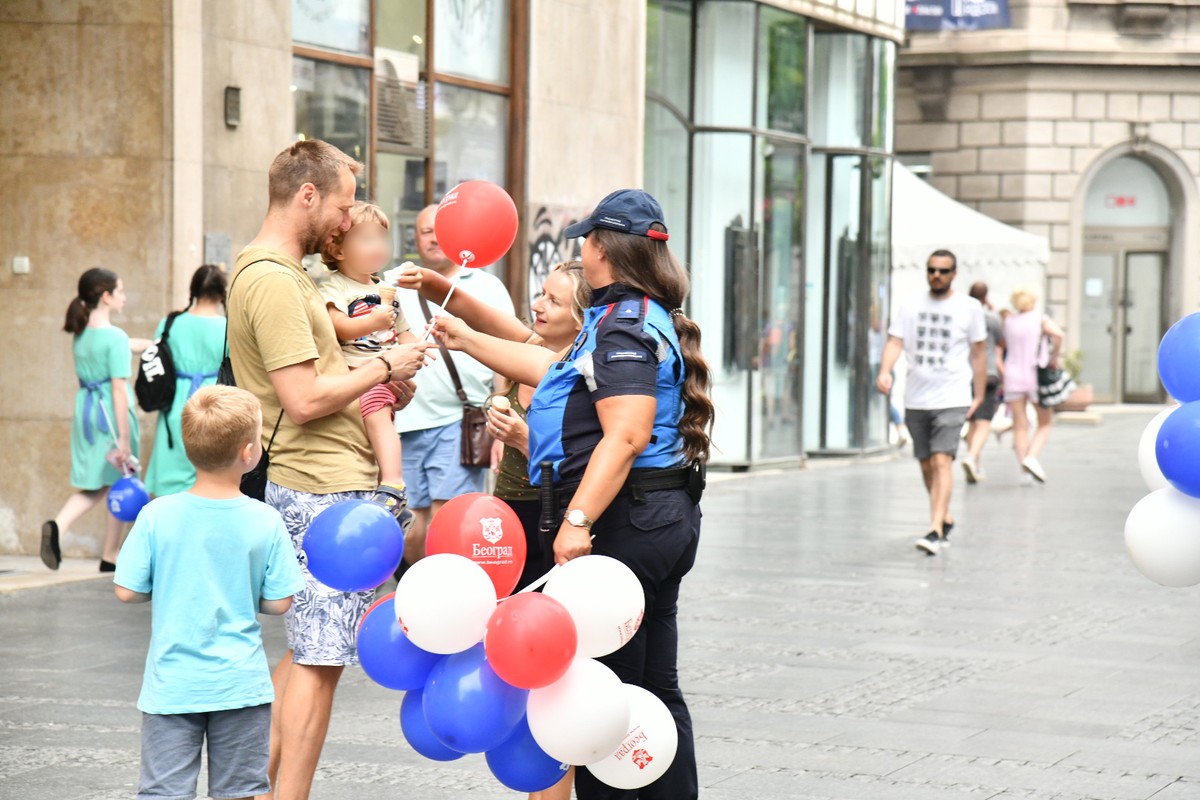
[527,283,685,485]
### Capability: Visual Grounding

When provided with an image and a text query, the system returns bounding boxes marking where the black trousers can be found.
[575,488,702,800]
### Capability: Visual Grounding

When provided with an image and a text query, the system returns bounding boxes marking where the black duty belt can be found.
[538,461,705,534]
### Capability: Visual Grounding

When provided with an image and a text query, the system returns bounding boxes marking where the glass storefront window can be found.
[757,8,807,135]
[811,33,868,147]
[293,57,371,197]
[293,0,370,55]
[694,1,756,128]
[647,0,693,114]
[435,0,510,85]
[872,39,895,152]
[376,0,427,74]
[434,83,507,187]
[645,103,690,262]
[866,156,892,448]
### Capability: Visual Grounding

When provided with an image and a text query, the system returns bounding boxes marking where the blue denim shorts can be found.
[400,422,486,508]
[138,704,270,800]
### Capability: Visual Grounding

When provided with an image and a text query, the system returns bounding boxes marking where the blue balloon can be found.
[1156,402,1200,498]
[1158,313,1200,401]
[400,690,463,762]
[357,594,443,691]
[486,715,570,793]
[107,476,150,522]
[422,643,528,754]
[302,500,404,592]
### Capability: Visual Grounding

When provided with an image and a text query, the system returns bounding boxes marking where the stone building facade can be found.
[896,0,1200,403]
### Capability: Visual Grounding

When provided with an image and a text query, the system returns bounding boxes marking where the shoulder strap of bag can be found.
[266,409,284,454]
[419,295,469,404]
[221,259,283,365]
[161,309,184,343]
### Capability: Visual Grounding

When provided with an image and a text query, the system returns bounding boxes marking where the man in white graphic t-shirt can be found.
[876,249,986,556]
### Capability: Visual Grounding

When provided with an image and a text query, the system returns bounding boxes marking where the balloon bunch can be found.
[350,492,679,792]
[1126,313,1200,586]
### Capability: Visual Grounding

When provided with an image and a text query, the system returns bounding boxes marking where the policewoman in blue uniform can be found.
[431,190,714,800]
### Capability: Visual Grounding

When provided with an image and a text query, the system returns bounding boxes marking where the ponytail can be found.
[593,225,715,463]
[64,267,119,336]
[671,311,715,463]
[63,297,91,335]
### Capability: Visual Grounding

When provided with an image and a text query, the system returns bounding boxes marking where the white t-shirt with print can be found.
[889,291,986,410]
[318,271,412,368]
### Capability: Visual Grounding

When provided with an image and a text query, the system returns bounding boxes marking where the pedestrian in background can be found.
[1003,286,1065,484]
[144,264,228,497]
[876,249,986,556]
[42,267,146,572]
[961,281,1005,483]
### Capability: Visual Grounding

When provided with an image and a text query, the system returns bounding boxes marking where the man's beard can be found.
[301,218,329,256]
[929,284,951,297]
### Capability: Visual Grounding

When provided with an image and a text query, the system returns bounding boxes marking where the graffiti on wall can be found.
[526,205,586,313]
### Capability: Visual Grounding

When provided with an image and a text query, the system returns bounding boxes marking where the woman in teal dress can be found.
[144,265,228,496]
[42,268,144,572]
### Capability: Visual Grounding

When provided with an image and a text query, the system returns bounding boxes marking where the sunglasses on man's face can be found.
[927,267,954,275]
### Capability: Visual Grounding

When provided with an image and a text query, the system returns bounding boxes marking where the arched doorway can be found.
[1080,156,1171,403]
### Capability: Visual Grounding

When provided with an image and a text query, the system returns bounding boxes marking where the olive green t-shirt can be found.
[227,246,376,494]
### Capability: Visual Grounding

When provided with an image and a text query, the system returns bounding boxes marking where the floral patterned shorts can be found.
[266,481,375,666]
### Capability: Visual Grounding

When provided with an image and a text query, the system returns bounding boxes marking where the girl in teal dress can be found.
[42,268,145,572]
[144,265,228,496]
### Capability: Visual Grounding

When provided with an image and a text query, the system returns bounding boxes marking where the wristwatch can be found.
[565,509,594,530]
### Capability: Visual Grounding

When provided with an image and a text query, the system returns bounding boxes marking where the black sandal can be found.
[40,521,61,571]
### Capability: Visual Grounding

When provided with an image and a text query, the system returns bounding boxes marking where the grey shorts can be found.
[905,407,968,461]
[968,376,1001,422]
[266,481,375,666]
[139,704,270,800]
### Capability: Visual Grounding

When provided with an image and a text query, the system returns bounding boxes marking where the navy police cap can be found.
[564,189,670,241]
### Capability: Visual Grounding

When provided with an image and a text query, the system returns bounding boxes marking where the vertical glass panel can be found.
[823,156,863,450]
[646,0,693,114]
[803,154,827,451]
[1124,252,1164,400]
[376,0,427,73]
[433,84,507,187]
[293,0,370,55]
[872,39,895,152]
[810,33,867,147]
[645,103,690,264]
[756,7,807,135]
[1080,253,1116,401]
[435,0,510,85]
[757,141,804,459]
[293,57,371,197]
[694,1,755,128]
[865,157,892,448]
[375,153,435,267]
[692,134,753,464]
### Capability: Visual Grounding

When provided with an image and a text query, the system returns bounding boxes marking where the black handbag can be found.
[419,296,495,468]
[240,411,284,501]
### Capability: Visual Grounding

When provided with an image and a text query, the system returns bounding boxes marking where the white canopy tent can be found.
[890,163,1050,315]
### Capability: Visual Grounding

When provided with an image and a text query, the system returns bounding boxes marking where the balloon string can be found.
[420,264,465,344]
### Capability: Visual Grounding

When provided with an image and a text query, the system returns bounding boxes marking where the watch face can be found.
[568,510,587,526]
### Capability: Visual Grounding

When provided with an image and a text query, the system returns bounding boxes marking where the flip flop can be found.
[40,520,61,571]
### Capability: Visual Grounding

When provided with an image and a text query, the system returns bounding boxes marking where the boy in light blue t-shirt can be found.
[115,385,304,800]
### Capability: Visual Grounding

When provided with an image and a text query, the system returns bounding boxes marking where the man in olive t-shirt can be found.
[227,140,432,800]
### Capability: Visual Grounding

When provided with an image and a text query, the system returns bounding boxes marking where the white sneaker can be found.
[916,532,941,555]
[962,459,980,484]
[1021,457,1046,483]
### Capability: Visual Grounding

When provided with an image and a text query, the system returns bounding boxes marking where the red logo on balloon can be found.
[632,749,653,770]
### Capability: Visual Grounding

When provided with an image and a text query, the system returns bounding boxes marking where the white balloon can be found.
[544,555,644,657]
[1138,407,1176,492]
[394,553,496,654]
[586,684,679,790]
[1125,487,1200,587]
[527,658,631,765]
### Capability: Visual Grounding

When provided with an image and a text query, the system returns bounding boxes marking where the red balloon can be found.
[485,593,577,689]
[427,493,527,598]
[434,181,518,268]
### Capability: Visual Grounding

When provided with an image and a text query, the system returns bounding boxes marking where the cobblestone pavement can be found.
[4,408,1198,799]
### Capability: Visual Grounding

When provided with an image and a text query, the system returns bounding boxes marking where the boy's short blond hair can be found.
[182,386,262,471]
[321,201,391,270]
